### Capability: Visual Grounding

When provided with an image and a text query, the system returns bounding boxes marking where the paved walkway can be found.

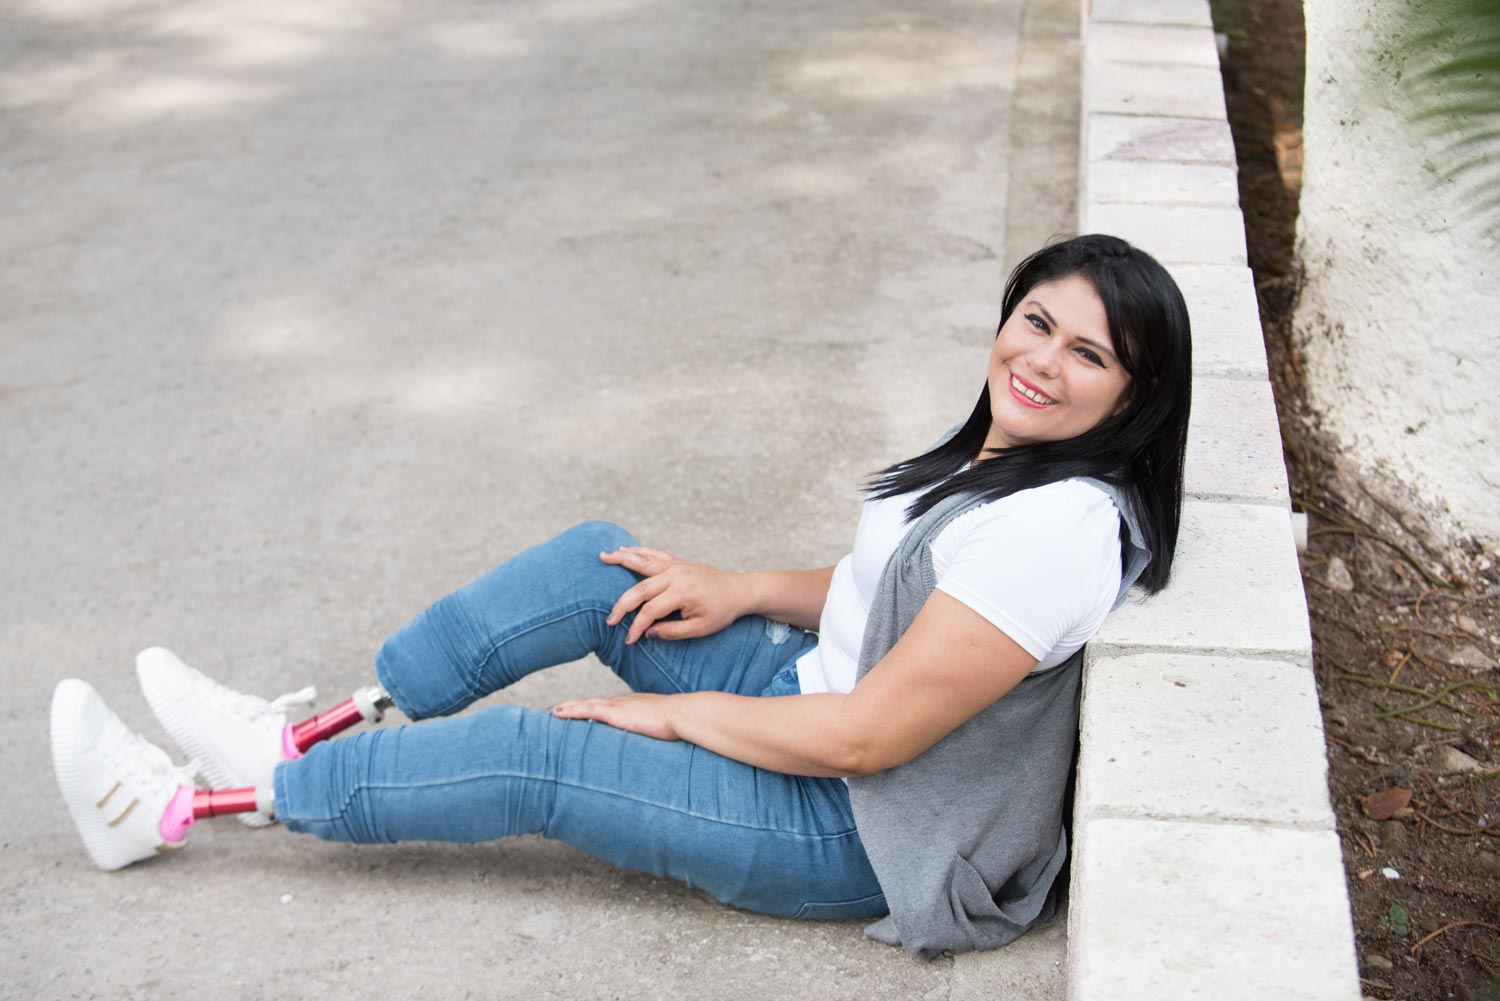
[2,1,1076,996]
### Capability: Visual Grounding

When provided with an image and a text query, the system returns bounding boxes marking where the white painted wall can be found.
[1294,1,1500,548]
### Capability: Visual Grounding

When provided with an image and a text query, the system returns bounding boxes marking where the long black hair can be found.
[868,234,1192,593]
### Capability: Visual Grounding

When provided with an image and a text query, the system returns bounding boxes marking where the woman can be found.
[50,234,1191,959]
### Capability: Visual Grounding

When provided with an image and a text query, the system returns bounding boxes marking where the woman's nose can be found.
[1029,341,1064,377]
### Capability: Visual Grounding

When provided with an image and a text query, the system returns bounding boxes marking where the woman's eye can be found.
[1077,347,1104,367]
[1026,314,1048,332]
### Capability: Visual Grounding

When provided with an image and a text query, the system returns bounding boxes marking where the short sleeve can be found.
[932,480,1123,671]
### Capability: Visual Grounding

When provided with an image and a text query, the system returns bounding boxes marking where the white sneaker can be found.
[51,679,199,871]
[135,647,315,827]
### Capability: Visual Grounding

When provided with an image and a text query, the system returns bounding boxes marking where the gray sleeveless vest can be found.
[848,477,1151,960]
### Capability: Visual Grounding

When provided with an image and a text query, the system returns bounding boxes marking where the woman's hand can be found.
[550,693,680,741]
[600,545,749,643]
[551,594,1039,775]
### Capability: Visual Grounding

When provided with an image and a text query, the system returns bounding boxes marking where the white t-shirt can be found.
[795,479,1123,696]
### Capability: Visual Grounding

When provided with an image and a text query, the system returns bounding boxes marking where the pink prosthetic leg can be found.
[193,787,265,819]
[159,685,396,840]
[288,685,394,754]
[159,786,272,840]
[158,785,274,840]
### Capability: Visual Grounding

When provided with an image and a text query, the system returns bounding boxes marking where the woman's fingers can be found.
[644,619,697,642]
[599,545,678,575]
[605,575,699,642]
[599,548,649,572]
[599,547,735,643]
[550,693,680,741]
[606,573,670,625]
[620,545,677,563]
[552,697,618,728]
[626,591,679,645]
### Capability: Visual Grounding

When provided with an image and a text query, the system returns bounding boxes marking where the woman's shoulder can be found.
[931,478,1125,659]
[932,480,1122,574]
[958,478,1120,532]
[1017,477,1118,509]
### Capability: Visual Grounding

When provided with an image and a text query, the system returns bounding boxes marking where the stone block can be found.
[1186,376,1289,504]
[1093,500,1311,662]
[1086,22,1221,67]
[1170,264,1268,378]
[1087,159,1239,208]
[1086,61,1227,120]
[1069,819,1361,1001]
[1077,652,1334,827]
[1083,202,1247,265]
[1087,113,1236,165]
[1090,0,1213,29]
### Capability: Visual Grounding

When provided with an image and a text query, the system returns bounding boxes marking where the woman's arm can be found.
[601,546,833,641]
[735,566,834,632]
[552,589,1037,777]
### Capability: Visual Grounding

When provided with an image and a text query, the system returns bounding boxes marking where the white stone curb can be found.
[1172,265,1268,378]
[1094,500,1311,661]
[1069,2,1361,999]
[1071,820,1356,1001]
[1077,653,1334,828]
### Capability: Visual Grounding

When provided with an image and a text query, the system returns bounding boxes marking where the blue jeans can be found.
[273,521,887,920]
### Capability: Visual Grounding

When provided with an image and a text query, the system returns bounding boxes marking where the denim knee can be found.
[528,521,643,602]
[559,520,638,554]
[374,521,643,719]
[512,520,644,616]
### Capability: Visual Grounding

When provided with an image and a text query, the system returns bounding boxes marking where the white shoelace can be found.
[268,686,318,716]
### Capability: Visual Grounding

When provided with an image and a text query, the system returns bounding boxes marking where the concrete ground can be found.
[1,0,1077,997]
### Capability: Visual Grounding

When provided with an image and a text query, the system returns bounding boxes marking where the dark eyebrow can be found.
[1026,298,1119,364]
[1028,300,1058,329]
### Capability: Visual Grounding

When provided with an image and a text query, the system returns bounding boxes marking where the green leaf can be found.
[1401,0,1500,233]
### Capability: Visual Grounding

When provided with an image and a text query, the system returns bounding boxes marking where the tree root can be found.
[1410,921,1500,954]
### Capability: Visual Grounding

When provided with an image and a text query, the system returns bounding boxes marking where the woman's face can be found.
[983,274,1132,453]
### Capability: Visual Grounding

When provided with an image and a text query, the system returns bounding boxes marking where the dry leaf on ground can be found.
[1363,786,1413,820]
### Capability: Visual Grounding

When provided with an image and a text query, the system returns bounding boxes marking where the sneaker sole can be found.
[50,680,166,871]
[136,651,276,828]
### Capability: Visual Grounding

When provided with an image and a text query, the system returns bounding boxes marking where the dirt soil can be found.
[1210,2,1500,998]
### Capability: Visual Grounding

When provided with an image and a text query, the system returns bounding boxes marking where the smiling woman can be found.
[985,273,1132,450]
[50,234,1192,960]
